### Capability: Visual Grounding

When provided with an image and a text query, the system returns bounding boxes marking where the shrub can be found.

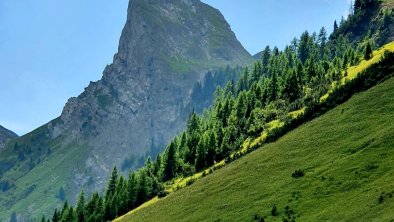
[292,169,305,178]
[158,190,169,198]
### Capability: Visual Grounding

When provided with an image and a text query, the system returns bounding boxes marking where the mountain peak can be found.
[0,125,17,150]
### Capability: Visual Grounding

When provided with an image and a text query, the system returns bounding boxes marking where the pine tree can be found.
[364,42,373,60]
[106,167,118,198]
[251,62,262,83]
[76,190,86,222]
[318,27,327,58]
[298,31,310,63]
[137,170,150,205]
[65,207,75,222]
[333,20,338,32]
[164,141,177,180]
[60,200,69,219]
[195,138,207,170]
[206,131,217,166]
[153,154,162,177]
[282,69,301,102]
[268,72,278,103]
[52,209,60,222]
[261,46,271,74]
[127,172,138,209]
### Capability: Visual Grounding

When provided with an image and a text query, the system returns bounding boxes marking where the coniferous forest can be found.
[37,1,394,221]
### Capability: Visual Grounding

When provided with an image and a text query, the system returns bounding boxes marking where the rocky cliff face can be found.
[0,125,17,150]
[50,0,252,180]
[0,0,252,219]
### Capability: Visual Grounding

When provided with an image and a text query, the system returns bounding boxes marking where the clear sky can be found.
[0,0,350,135]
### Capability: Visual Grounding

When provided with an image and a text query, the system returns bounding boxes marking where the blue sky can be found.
[0,0,349,135]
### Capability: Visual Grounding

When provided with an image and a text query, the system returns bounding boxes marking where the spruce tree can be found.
[195,138,207,170]
[52,209,60,222]
[164,141,177,180]
[65,207,75,222]
[106,167,118,198]
[137,170,150,204]
[364,42,372,60]
[127,172,138,209]
[298,31,310,63]
[206,131,217,166]
[261,46,271,74]
[333,20,338,32]
[268,72,278,103]
[76,190,86,222]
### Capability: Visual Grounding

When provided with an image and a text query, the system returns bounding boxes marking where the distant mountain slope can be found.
[0,125,17,150]
[118,74,394,222]
[0,0,253,220]
[331,0,394,46]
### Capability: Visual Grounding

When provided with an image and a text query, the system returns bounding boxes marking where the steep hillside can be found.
[0,125,17,150]
[331,0,394,46]
[117,73,394,222]
[0,0,253,220]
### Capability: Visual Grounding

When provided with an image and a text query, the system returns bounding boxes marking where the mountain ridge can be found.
[0,125,17,150]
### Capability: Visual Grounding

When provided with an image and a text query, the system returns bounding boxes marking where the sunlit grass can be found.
[118,74,394,222]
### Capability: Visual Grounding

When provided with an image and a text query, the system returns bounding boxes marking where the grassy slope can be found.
[118,76,394,221]
[0,128,91,220]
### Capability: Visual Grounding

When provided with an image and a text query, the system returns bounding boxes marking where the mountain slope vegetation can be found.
[117,68,394,222]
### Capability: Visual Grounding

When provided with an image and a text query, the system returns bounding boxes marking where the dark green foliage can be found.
[164,142,177,181]
[253,214,265,222]
[334,20,338,32]
[76,190,86,222]
[271,204,278,216]
[292,169,305,178]
[364,42,373,60]
[52,209,60,222]
[106,167,118,198]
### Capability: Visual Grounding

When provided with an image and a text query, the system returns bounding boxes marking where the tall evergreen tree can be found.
[76,190,86,222]
[106,167,118,198]
[333,20,338,32]
[195,138,207,170]
[298,31,311,63]
[268,71,278,102]
[52,209,60,222]
[64,207,74,222]
[206,131,217,166]
[364,42,373,60]
[137,170,150,204]
[164,141,177,180]
[261,46,271,74]
[318,27,327,58]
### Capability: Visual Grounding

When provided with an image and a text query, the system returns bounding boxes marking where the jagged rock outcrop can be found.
[0,125,17,150]
[0,0,253,219]
[49,0,252,182]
